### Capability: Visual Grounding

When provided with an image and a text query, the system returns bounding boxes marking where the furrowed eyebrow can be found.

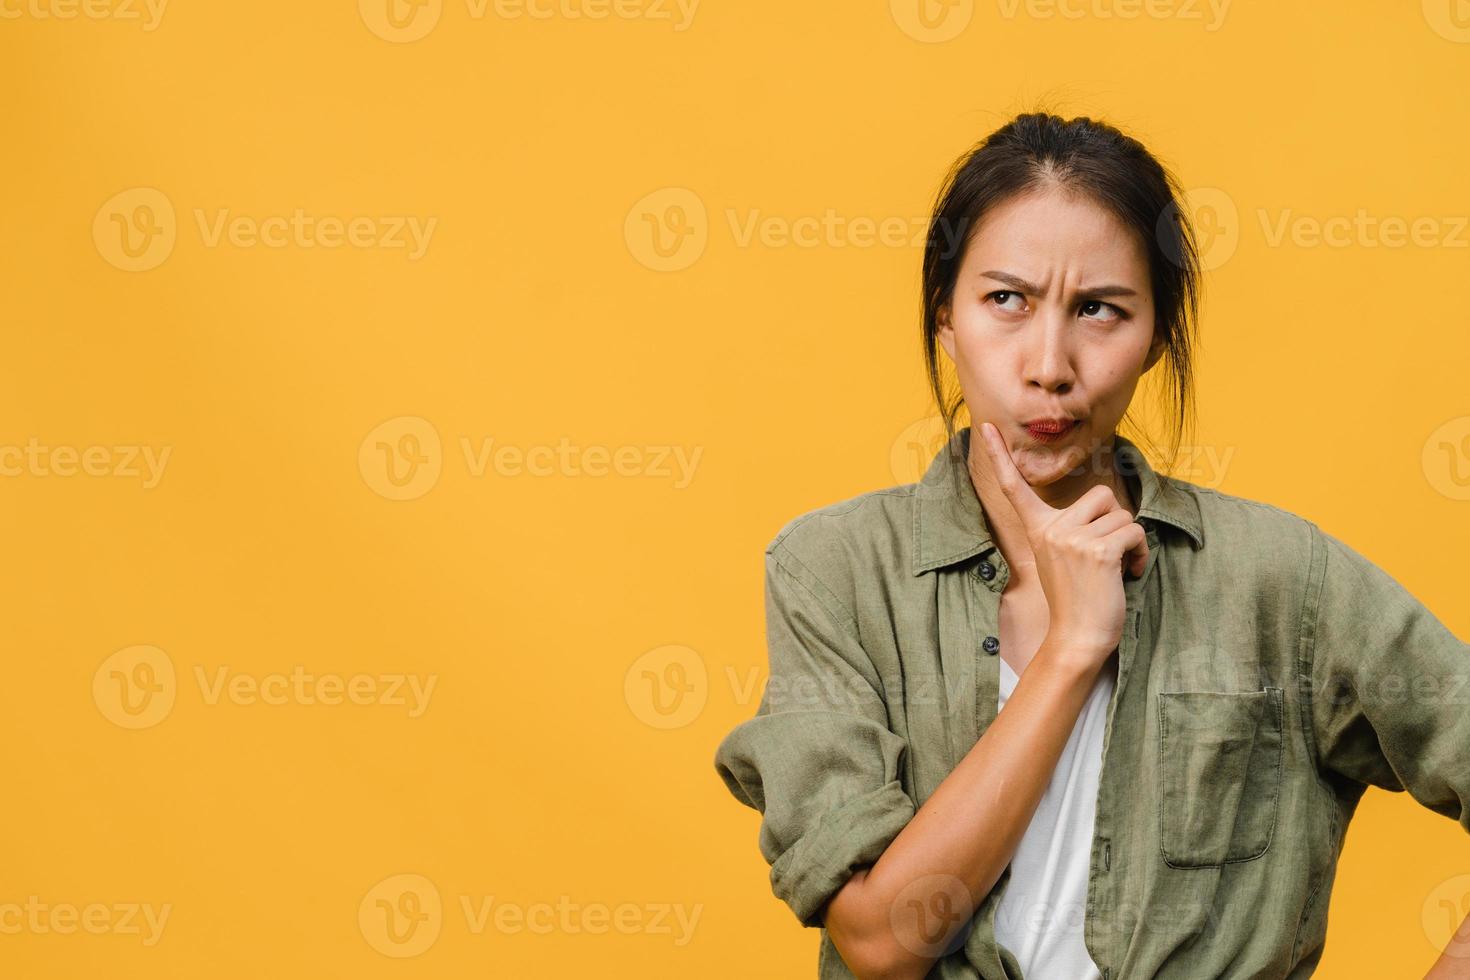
[979,270,1041,294]
[979,270,1138,300]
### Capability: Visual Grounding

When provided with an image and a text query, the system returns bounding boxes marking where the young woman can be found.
[712,112,1470,980]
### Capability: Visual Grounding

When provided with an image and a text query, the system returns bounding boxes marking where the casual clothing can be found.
[993,655,1112,979]
[712,425,1470,979]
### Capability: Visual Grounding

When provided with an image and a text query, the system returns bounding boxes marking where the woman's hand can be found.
[978,421,1149,670]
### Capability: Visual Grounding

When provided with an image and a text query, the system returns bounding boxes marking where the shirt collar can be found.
[911,425,1205,576]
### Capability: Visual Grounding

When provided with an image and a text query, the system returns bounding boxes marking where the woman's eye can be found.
[1080,300,1121,322]
[988,290,1026,312]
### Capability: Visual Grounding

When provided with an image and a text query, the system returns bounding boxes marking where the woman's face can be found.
[937,183,1164,490]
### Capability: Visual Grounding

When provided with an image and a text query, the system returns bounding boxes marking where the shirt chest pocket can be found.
[1156,686,1285,869]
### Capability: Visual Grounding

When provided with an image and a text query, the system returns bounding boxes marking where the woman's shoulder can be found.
[1163,475,1358,590]
[1181,478,1322,539]
[764,481,922,595]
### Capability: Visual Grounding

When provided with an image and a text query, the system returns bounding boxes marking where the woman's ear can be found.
[936,305,956,360]
[1142,333,1166,372]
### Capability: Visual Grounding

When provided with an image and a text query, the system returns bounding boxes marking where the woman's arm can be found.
[1306,523,1470,825]
[825,425,1147,980]
[1302,525,1470,978]
[714,426,1144,980]
[821,633,1105,980]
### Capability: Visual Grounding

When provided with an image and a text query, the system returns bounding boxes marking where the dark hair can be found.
[921,111,1201,475]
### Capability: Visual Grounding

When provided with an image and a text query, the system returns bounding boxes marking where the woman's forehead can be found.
[962,189,1150,280]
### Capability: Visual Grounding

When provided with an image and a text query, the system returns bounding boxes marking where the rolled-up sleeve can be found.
[1305,524,1470,831]
[713,542,916,928]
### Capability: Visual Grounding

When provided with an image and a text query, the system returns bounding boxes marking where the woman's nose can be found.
[1024,311,1076,392]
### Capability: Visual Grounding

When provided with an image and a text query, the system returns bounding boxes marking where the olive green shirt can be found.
[713,425,1470,979]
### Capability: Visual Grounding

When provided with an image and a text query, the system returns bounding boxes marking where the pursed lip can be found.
[1021,417,1080,432]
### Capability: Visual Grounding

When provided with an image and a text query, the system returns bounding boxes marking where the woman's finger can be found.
[978,422,1053,530]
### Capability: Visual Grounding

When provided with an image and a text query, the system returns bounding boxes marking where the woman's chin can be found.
[1017,443,1092,483]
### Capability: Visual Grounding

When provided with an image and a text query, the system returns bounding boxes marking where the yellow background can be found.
[2,0,1468,976]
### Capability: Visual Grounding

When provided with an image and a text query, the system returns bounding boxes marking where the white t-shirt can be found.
[992,654,1115,979]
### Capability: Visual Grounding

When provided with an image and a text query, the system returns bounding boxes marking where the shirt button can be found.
[978,560,995,581]
[982,635,1000,655]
